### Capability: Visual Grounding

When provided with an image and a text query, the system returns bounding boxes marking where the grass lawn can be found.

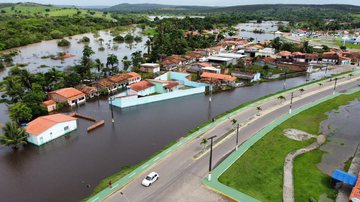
[219,90,360,202]
[335,38,360,50]
[1,3,112,19]
[143,28,157,36]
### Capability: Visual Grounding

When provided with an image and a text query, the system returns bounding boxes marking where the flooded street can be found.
[319,99,360,175]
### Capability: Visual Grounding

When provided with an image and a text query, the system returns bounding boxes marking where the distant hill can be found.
[106,3,213,12]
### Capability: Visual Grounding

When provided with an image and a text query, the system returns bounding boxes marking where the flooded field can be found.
[236,21,288,41]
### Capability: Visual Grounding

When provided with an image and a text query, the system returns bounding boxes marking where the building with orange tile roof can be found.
[94,72,141,93]
[200,72,237,84]
[26,114,77,146]
[127,72,142,84]
[129,80,155,96]
[41,100,57,112]
[48,88,86,107]
[75,84,99,99]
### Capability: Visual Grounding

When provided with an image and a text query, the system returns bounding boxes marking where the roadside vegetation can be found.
[219,90,360,201]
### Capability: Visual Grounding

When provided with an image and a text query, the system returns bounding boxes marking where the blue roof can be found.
[332,169,358,186]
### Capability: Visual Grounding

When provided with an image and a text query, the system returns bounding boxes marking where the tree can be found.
[81,36,90,43]
[106,54,119,71]
[349,73,353,79]
[200,138,208,151]
[99,38,104,45]
[340,45,347,51]
[122,56,131,71]
[145,39,152,55]
[113,35,124,43]
[95,59,104,73]
[124,33,134,43]
[0,122,27,150]
[270,37,282,52]
[57,39,71,47]
[131,51,144,69]
[299,88,305,96]
[9,102,32,123]
[277,95,286,103]
[256,106,262,115]
[322,45,330,52]
[134,36,142,43]
[79,45,94,78]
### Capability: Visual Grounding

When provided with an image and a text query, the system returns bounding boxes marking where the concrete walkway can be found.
[283,135,326,202]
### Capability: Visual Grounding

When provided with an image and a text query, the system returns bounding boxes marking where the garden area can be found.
[219,90,360,201]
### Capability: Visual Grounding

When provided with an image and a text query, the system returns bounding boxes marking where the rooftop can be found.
[49,88,85,100]
[201,72,236,82]
[26,114,77,136]
[129,80,154,92]
[42,100,56,106]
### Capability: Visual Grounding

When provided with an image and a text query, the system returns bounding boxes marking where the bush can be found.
[0,62,4,69]
[113,35,124,43]
[50,30,65,39]
[98,47,105,51]
[81,36,90,43]
[124,33,134,43]
[134,36,142,43]
[57,39,71,47]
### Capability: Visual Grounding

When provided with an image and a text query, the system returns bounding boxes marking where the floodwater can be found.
[318,99,360,175]
[236,21,288,41]
[0,66,348,202]
[0,27,148,80]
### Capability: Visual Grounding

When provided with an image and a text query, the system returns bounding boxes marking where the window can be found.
[64,126,69,131]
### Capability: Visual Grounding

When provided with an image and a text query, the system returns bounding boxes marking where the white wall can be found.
[27,120,77,146]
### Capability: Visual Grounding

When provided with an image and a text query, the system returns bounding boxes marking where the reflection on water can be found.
[0,27,148,80]
[236,21,288,41]
[319,99,360,175]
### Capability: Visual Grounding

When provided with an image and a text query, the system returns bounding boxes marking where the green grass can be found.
[335,38,360,50]
[242,65,287,76]
[142,28,157,36]
[219,90,360,202]
[352,14,360,19]
[0,3,112,19]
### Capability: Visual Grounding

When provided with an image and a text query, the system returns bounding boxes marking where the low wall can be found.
[112,87,206,108]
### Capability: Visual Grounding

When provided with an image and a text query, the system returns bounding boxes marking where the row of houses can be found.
[41,72,142,112]
[276,51,352,65]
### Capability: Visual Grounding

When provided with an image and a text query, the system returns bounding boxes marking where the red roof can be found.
[201,72,236,82]
[130,80,154,92]
[26,114,77,136]
[49,88,85,100]
[277,51,292,57]
[350,173,360,201]
[196,62,212,67]
[164,82,179,89]
[42,100,56,106]
[127,72,141,81]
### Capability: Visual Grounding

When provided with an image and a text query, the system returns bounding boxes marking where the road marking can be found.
[128,172,136,178]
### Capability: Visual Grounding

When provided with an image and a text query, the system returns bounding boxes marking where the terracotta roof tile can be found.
[26,114,77,136]
[42,100,56,106]
[201,72,236,82]
[130,80,154,92]
[49,88,85,100]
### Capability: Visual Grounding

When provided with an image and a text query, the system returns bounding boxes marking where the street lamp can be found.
[289,92,294,114]
[283,72,287,90]
[109,95,115,123]
[333,77,338,95]
[235,123,240,151]
[207,135,217,181]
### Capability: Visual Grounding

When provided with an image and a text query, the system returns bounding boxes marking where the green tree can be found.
[9,102,32,123]
[0,122,27,150]
[122,56,131,71]
[57,39,71,47]
[106,54,119,71]
[113,35,124,43]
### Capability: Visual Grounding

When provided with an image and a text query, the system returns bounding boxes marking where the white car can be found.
[141,172,159,187]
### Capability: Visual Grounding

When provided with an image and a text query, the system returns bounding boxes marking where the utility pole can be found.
[289,92,294,114]
[109,95,115,123]
[283,72,287,90]
[324,65,328,77]
[333,77,338,95]
[235,123,240,151]
[207,135,217,181]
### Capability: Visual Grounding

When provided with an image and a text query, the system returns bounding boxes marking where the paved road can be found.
[105,73,360,202]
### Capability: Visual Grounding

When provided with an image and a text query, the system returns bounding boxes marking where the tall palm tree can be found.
[0,122,27,150]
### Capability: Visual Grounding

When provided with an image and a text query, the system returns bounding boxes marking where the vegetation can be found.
[57,39,71,47]
[113,35,124,43]
[0,122,27,150]
[219,90,360,201]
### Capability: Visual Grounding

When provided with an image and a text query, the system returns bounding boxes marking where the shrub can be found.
[113,35,124,43]
[57,39,71,47]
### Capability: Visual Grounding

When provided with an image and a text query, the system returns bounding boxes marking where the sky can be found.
[0,0,359,6]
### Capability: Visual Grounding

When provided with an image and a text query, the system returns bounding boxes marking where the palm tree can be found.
[95,59,104,73]
[299,88,305,96]
[256,106,262,115]
[200,138,208,151]
[277,95,286,103]
[145,39,152,55]
[106,54,119,72]
[0,122,27,150]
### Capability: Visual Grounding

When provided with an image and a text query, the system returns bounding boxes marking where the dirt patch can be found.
[283,129,316,141]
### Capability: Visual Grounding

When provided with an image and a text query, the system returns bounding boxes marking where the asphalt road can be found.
[105,73,360,202]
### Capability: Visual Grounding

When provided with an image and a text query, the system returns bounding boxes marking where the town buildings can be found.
[48,88,86,107]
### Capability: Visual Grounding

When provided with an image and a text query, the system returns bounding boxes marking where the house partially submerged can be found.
[200,72,237,85]
[231,71,261,82]
[75,84,98,99]
[140,63,160,73]
[26,114,77,146]
[93,72,141,93]
[48,88,86,107]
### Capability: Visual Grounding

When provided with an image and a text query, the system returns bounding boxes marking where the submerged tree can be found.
[0,122,27,150]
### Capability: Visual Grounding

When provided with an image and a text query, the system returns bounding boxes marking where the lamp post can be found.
[207,135,217,181]
[333,77,338,95]
[235,123,240,151]
[289,92,294,114]
[109,95,115,123]
[283,72,287,90]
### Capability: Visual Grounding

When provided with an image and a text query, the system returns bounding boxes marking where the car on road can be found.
[141,172,159,187]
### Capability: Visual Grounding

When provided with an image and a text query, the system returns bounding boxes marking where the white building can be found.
[26,114,77,146]
[140,63,160,73]
[255,48,276,57]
